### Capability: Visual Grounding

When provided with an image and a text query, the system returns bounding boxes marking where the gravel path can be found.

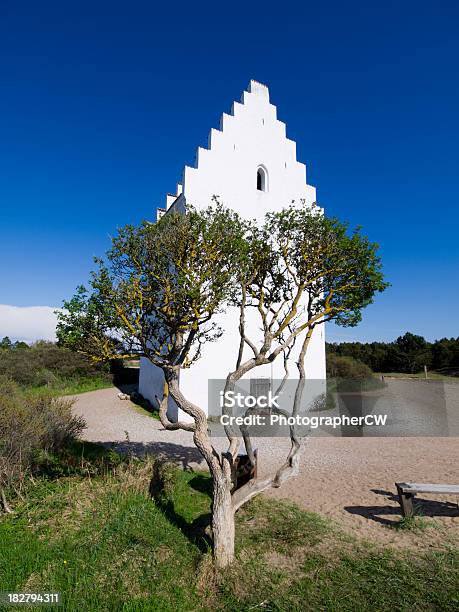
[72,385,459,549]
[70,387,203,468]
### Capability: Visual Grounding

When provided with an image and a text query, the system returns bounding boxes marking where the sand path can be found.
[72,384,459,550]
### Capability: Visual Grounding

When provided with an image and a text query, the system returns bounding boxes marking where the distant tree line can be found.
[326,332,459,374]
[0,337,29,351]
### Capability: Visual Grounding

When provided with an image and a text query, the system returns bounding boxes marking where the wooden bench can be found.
[395,482,459,517]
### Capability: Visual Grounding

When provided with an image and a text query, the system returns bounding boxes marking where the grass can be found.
[129,393,161,420]
[378,371,459,381]
[0,445,458,611]
[25,375,115,398]
[393,515,432,532]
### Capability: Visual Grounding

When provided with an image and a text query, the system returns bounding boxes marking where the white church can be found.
[139,80,326,421]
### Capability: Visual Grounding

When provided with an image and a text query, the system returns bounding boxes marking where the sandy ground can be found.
[72,385,459,550]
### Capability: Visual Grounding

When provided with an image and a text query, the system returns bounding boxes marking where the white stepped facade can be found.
[140,80,326,421]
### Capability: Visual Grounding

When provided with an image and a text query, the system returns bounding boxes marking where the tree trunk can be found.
[165,372,236,568]
[212,475,235,568]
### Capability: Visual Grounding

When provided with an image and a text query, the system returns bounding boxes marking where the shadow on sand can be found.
[91,439,206,471]
[344,488,459,526]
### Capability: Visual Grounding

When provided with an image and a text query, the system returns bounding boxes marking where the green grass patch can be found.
[378,371,459,381]
[1,449,457,611]
[25,375,115,397]
[392,514,433,532]
[0,452,205,611]
[235,496,331,554]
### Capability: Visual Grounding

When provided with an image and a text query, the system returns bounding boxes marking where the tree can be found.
[57,201,387,567]
[0,338,29,351]
[13,341,29,350]
[0,337,12,350]
[432,338,458,370]
[395,332,432,373]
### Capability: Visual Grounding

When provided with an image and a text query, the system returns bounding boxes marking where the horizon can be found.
[1,2,458,343]
[0,302,457,346]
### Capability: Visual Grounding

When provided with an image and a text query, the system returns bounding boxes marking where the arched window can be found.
[257,166,268,192]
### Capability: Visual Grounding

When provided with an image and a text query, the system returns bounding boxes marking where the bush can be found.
[326,354,374,379]
[0,377,86,506]
[0,341,112,389]
[325,354,384,399]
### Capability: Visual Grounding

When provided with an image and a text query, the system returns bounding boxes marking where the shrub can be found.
[326,353,374,379]
[0,341,112,389]
[325,354,384,400]
[0,377,85,507]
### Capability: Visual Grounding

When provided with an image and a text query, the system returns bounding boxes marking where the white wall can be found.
[140,80,326,420]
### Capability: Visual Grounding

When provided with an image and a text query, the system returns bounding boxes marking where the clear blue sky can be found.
[1,1,458,342]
